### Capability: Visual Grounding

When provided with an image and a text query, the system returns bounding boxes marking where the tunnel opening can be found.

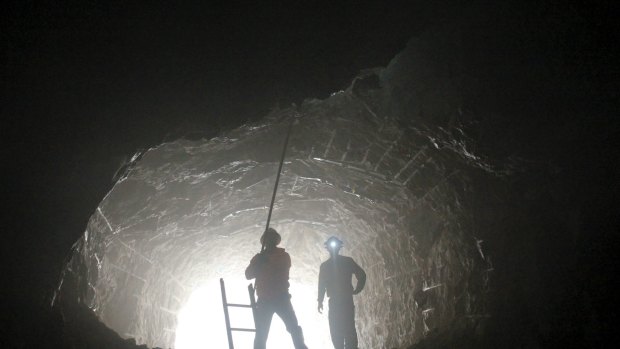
[173,218,373,349]
[56,55,497,347]
[44,3,615,347]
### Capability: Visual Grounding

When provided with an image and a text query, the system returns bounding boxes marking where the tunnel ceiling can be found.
[57,29,509,349]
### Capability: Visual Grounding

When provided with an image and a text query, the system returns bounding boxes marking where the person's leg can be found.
[275,296,307,349]
[254,300,275,349]
[343,299,358,349]
[328,299,345,349]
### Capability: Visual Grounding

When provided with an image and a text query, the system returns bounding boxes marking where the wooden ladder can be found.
[220,278,258,349]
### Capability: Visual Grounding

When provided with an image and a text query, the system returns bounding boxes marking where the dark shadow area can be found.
[2,0,618,348]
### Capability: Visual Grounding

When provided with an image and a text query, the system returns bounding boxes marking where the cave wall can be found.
[57,69,498,348]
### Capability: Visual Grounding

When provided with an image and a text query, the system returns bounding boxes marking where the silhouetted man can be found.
[318,236,366,349]
[245,228,308,349]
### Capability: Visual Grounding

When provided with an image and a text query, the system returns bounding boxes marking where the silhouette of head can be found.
[261,228,281,248]
[324,236,343,255]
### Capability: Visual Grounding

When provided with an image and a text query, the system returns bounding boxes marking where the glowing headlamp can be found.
[325,236,343,250]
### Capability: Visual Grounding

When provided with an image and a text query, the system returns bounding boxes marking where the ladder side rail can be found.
[248,283,258,330]
[220,278,235,349]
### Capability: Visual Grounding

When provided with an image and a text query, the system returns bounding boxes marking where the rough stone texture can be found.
[56,42,498,348]
[55,2,618,348]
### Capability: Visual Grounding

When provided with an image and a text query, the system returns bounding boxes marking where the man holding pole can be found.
[245,228,308,349]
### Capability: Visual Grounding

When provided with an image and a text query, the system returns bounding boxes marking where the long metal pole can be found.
[262,117,295,252]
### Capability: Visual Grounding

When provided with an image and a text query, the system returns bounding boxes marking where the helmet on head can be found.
[324,236,343,251]
[261,227,281,247]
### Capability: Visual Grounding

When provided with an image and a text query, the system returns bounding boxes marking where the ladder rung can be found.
[226,303,253,308]
[230,328,256,332]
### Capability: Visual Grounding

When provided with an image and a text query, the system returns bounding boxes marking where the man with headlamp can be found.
[318,236,366,349]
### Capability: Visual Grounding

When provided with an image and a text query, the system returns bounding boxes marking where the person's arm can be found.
[317,264,326,313]
[279,251,291,282]
[245,254,263,280]
[352,259,366,295]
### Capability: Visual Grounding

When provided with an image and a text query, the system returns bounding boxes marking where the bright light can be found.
[175,278,331,349]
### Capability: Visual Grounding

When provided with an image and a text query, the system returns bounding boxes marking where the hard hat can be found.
[261,227,281,246]
[324,236,343,250]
